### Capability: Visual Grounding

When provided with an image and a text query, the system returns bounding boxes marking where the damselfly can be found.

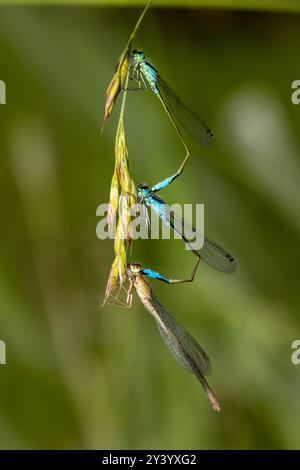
[128,50,214,179]
[133,173,236,283]
[122,262,221,412]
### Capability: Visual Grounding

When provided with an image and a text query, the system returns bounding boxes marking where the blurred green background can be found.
[1,2,300,450]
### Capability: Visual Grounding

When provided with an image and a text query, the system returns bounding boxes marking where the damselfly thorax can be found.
[130,50,159,94]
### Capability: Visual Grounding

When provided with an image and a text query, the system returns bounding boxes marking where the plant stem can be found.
[126,0,154,50]
[119,71,130,123]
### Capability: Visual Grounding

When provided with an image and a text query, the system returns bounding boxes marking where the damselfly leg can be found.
[102,281,133,308]
[140,256,200,285]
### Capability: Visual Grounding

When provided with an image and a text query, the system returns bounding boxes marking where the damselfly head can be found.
[127,262,142,277]
[137,183,150,199]
[131,50,145,62]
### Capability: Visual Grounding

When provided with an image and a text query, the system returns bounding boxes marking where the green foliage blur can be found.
[0,4,300,450]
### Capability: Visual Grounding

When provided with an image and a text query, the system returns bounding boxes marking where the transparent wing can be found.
[151,293,212,376]
[157,74,215,147]
[159,203,237,273]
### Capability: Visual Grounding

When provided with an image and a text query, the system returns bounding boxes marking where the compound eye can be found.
[132,49,143,56]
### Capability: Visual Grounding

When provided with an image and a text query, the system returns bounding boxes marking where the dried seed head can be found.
[102,52,129,131]
[104,116,136,297]
[108,171,120,232]
[117,242,127,285]
[114,219,124,254]
[102,256,119,305]
[115,137,137,197]
[119,194,132,244]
